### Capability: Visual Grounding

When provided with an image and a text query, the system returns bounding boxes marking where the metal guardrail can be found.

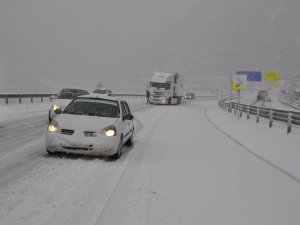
[0,94,56,105]
[112,94,145,98]
[0,93,222,105]
[219,99,300,134]
[0,92,222,105]
[0,93,147,105]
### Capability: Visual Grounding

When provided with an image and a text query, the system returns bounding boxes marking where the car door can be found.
[120,101,133,142]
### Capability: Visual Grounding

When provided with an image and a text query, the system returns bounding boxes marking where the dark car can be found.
[184,92,195,100]
[93,88,112,96]
[49,88,89,121]
[257,90,271,102]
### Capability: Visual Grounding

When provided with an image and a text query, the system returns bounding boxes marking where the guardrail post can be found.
[256,108,259,123]
[31,97,33,103]
[239,105,242,118]
[269,109,273,128]
[247,106,250,120]
[19,97,22,104]
[287,112,292,134]
[41,97,43,102]
[6,98,8,105]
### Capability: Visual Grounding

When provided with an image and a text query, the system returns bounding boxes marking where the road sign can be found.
[232,74,247,90]
[236,71,262,81]
[264,71,280,82]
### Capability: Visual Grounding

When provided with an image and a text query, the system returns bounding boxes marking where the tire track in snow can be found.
[93,106,170,225]
[204,107,300,185]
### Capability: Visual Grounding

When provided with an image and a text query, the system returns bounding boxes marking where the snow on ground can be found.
[0,97,299,225]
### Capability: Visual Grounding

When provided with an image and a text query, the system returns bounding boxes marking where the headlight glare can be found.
[48,120,59,132]
[102,126,116,137]
[52,104,60,110]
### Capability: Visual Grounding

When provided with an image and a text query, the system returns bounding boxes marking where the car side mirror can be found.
[54,109,62,114]
[126,114,134,120]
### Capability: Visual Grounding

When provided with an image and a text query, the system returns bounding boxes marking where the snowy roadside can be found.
[205,104,300,183]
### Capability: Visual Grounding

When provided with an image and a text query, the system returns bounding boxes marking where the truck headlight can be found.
[52,104,60,111]
[48,120,59,132]
[101,126,116,137]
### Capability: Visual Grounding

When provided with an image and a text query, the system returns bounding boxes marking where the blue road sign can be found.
[236,71,262,81]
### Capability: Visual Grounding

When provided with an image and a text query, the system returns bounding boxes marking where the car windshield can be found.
[57,89,88,99]
[63,98,120,118]
[150,82,170,90]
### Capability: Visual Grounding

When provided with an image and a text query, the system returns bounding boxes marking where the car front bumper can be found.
[46,132,119,156]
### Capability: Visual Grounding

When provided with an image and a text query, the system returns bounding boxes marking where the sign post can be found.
[232,74,247,118]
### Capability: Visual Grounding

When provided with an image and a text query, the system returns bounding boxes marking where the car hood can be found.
[54,114,118,131]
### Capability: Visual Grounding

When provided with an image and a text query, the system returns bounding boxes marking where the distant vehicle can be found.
[46,94,134,159]
[147,72,183,105]
[93,88,112,96]
[49,88,89,121]
[257,90,271,102]
[184,92,195,100]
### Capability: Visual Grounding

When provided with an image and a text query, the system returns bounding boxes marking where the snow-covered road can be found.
[0,99,299,225]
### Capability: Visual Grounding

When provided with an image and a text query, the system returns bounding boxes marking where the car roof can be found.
[61,88,88,91]
[76,93,120,101]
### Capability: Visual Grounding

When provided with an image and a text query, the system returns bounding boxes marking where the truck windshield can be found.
[150,82,170,90]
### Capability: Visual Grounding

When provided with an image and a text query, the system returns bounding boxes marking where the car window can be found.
[57,89,88,99]
[122,101,131,115]
[64,98,120,118]
[93,89,107,94]
[58,92,74,99]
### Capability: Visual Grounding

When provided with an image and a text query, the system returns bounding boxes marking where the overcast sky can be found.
[1,0,300,94]
[0,0,198,92]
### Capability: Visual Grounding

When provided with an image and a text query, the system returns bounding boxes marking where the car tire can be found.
[112,137,123,159]
[125,129,134,146]
[48,111,52,122]
[47,150,55,155]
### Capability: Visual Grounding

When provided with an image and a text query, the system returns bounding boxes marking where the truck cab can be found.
[148,72,183,105]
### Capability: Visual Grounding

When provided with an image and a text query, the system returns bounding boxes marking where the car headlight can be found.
[101,126,116,137]
[48,120,59,132]
[52,104,60,111]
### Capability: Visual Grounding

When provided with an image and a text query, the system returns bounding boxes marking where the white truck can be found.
[147,72,183,105]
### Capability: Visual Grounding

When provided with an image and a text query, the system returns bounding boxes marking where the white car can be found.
[49,88,89,121]
[92,87,112,96]
[46,94,134,159]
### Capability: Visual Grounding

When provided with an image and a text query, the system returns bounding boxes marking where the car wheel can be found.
[48,111,52,122]
[47,149,55,155]
[125,129,134,146]
[112,137,123,159]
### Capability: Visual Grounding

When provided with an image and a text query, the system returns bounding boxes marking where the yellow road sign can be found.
[232,74,247,90]
[264,71,280,82]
